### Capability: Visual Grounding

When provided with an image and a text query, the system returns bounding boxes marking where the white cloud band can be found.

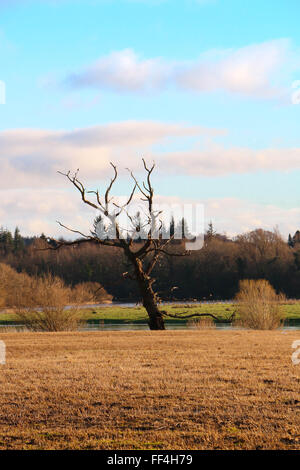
[64,39,291,99]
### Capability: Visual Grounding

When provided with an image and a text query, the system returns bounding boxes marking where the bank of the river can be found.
[1,302,300,326]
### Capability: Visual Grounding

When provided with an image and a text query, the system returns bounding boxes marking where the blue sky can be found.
[0,0,300,237]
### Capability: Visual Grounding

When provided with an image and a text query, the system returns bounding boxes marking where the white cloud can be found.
[176,39,289,98]
[159,145,300,176]
[1,189,298,238]
[65,49,171,92]
[145,195,300,238]
[0,121,225,189]
[203,197,300,237]
[0,188,97,237]
[64,39,292,99]
[1,122,300,193]
[1,120,300,238]
[0,119,298,238]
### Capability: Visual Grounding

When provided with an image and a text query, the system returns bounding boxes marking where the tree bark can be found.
[140,280,165,330]
[130,254,165,330]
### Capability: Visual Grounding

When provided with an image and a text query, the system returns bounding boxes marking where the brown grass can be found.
[0,330,299,450]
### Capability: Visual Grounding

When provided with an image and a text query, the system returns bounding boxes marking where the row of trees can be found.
[1,224,300,300]
[0,227,25,255]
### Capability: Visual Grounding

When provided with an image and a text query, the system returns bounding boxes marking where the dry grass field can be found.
[0,330,299,450]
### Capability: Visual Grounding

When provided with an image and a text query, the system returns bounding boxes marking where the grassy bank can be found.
[0,330,299,450]
[1,302,300,326]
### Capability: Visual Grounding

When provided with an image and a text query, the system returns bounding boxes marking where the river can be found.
[1,301,300,331]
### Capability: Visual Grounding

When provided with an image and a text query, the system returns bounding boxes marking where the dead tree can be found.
[45,160,180,329]
[47,160,225,330]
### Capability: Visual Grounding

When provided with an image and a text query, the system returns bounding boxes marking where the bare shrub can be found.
[72,281,112,304]
[188,316,216,329]
[235,279,284,330]
[0,263,31,308]
[0,264,84,331]
[0,326,20,333]
[15,275,83,332]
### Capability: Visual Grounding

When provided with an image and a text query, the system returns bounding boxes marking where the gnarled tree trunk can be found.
[131,254,165,330]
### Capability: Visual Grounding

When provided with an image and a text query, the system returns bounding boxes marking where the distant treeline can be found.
[1,225,300,300]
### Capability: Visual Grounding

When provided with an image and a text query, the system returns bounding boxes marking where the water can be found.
[1,300,300,331]
[68,300,235,309]
[81,323,300,331]
[81,322,232,331]
[1,322,299,331]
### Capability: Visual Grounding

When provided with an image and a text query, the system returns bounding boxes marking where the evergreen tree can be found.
[93,214,117,240]
[130,212,147,241]
[0,227,13,255]
[13,227,24,253]
[288,233,294,248]
[206,221,216,240]
[175,217,193,239]
[169,216,175,238]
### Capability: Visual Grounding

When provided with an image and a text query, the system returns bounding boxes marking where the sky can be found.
[0,0,300,238]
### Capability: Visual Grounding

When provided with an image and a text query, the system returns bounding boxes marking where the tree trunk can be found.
[141,281,165,330]
[130,255,165,330]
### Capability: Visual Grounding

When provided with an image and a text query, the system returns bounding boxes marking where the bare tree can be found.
[47,160,220,330]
